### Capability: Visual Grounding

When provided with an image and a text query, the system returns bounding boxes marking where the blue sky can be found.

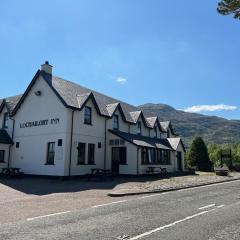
[1,0,240,119]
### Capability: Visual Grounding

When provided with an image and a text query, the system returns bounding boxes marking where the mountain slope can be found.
[139,103,240,147]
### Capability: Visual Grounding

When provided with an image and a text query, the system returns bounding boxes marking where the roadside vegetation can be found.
[185,136,240,171]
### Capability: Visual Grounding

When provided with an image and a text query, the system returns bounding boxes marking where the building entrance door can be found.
[177,151,183,171]
[112,147,120,174]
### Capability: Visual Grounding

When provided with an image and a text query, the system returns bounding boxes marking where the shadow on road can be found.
[0,172,195,196]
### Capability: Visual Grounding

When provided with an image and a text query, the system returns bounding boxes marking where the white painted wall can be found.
[10,76,69,176]
[107,132,138,174]
[69,98,106,175]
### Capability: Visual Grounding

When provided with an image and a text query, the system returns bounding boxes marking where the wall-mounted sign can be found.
[20,118,60,128]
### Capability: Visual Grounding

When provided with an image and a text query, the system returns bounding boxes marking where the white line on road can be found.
[91,200,128,209]
[128,211,209,240]
[140,192,169,199]
[198,204,216,210]
[27,211,71,221]
[217,204,225,208]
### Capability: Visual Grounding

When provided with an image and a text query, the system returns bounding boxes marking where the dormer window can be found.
[3,112,9,128]
[113,115,119,130]
[137,121,142,135]
[154,126,157,138]
[84,106,92,125]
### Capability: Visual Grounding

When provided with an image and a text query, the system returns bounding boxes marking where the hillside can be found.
[139,103,240,147]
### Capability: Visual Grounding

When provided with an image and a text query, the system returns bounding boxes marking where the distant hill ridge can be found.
[139,103,240,147]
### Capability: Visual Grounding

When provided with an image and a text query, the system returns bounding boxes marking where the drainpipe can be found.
[68,110,75,177]
[104,118,108,170]
[8,116,15,168]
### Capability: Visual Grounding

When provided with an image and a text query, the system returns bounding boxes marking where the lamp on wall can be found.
[34,91,42,96]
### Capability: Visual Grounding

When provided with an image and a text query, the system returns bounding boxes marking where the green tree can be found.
[217,0,240,19]
[187,136,212,171]
[208,144,222,167]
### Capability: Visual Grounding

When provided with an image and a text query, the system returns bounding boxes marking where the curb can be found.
[108,177,240,197]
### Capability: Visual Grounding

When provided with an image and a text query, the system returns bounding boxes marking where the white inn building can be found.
[0,62,185,176]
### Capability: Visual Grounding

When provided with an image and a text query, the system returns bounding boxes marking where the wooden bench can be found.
[215,169,229,176]
[146,167,168,177]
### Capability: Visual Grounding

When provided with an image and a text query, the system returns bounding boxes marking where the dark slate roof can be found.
[0,129,13,144]
[106,103,120,116]
[146,117,158,128]
[109,130,173,150]
[0,94,22,113]
[5,70,177,137]
[42,72,139,123]
[159,121,170,132]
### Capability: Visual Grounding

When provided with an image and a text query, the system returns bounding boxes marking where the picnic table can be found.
[1,167,24,177]
[146,166,168,177]
[89,168,113,181]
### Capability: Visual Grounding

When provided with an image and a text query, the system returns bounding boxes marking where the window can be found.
[154,126,157,138]
[98,142,101,148]
[137,121,142,135]
[77,142,85,165]
[149,149,155,164]
[16,142,20,148]
[113,115,119,130]
[141,148,149,164]
[141,148,170,165]
[88,143,95,164]
[46,142,55,165]
[84,106,92,124]
[156,150,162,164]
[58,139,62,146]
[0,150,5,162]
[162,150,171,165]
[3,112,9,128]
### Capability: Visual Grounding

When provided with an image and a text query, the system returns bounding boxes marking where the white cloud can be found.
[116,77,127,85]
[184,104,238,113]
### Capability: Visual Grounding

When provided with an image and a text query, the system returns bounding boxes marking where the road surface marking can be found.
[128,211,208,240]
[198,204,216,210]
[27,211,71,221]
[140,192,169,199]
[128,204,228,240]
[91,200,128,208]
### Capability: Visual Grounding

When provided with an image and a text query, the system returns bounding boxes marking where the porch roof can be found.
[0,129,13,144]
[109,130,173,150]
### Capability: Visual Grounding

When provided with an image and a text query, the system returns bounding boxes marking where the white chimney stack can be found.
[41,61,52,75]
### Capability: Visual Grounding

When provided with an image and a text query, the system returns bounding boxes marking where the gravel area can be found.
[109,172,240,195]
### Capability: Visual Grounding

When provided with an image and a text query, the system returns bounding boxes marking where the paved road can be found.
[1,180,240,240]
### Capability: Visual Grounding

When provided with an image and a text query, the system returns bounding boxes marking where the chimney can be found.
[41,61,52,75]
